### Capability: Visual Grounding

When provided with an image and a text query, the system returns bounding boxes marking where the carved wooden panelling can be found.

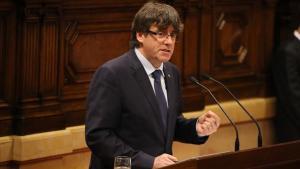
[216,12,248,63]
[0,1,16,136]
[0,13,10,136]
[0,0,279,136]
[20,22,40,98]
[40,22,59,96]
[62,5,138,125]
[14,4,63,135]
[197,0,275,105]
[65,22,131,83]
[0,13,5,100]
[176,4,206,110]
[20,6,60,98]
[212,5,254,77]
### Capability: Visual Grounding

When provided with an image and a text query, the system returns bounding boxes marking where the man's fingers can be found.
[166,154,178,162]
[161,154,178,162]
[204,111,221,127]
[153,154,178,169]
[196,111,221,136]
[207,111,221,123]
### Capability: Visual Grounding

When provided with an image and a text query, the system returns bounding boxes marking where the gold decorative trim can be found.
[184,97,275,125]
[0,126,87,162]
[0,97,276,163]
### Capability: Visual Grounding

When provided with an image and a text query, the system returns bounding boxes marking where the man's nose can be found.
[163,35,174,44]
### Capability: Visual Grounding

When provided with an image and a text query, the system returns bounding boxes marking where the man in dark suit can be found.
[85,2,220,169]
[272,8,300,142]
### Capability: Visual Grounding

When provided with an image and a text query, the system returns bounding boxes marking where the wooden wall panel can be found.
[0,10,6,106]
[177,2,205,111]
[0,0,279,135]
[213,6,253,74]
[0,0,16,136]
[64,22,131,83]
[14,1,63,135]
[198,0,277,104]
[62,3,137,125]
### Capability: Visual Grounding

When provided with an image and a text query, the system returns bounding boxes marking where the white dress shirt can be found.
[135,48,168,106]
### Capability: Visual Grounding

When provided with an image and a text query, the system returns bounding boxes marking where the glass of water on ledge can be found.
[114,156,131,169]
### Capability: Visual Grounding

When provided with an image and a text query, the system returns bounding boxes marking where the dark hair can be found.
[130,1,183,48]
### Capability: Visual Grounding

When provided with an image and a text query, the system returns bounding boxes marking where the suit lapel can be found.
[163,65,175,113]
[128,50,166,135]
[163,64,176,142]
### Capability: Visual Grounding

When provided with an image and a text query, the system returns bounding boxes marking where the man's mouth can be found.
[160,49,171,53]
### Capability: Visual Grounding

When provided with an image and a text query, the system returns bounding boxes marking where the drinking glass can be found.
[114,156,131,169]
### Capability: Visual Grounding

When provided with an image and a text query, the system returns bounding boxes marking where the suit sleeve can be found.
[285,48,300,128]
[172,67,208,144]
[174,115,208,144]
[85,66,154,169]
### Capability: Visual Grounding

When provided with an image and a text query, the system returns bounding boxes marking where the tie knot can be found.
[152,70,162,80]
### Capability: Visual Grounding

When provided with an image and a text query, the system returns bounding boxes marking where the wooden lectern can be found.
[163,140,300,169]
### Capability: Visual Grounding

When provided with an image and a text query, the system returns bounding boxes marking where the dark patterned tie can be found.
[152,70,168,129]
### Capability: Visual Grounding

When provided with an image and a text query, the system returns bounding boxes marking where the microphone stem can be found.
[192,78,240,151]
[209,77,263,147]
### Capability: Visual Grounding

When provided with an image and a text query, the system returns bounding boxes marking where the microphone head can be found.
[189,76,199,83]
[200,73,211,80]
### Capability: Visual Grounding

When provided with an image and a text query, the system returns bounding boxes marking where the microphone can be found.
[200,73,263,147]
[189,76,240,151]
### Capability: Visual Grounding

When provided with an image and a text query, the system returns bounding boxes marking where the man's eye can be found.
[170,33,176,38]
[157,32,164,36]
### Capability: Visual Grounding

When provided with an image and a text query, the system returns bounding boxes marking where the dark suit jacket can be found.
[85,49,208,169]
[272,35,300,142]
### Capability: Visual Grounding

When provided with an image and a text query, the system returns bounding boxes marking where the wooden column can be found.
[0,0,16,136]
[14,0,63,135]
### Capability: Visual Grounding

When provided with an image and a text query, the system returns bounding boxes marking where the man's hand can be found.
[152,153,178,169]
[196,110,220,136]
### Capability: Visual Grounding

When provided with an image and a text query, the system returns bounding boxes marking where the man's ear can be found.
[136,32,144,43]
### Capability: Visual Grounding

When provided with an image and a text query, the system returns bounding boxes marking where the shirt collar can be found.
[135,48,165,77]
[294,30,300,41]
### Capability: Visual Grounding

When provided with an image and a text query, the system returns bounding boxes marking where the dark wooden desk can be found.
[163,140,300,169]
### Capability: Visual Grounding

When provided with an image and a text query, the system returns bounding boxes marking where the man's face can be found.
[136,25,177,68]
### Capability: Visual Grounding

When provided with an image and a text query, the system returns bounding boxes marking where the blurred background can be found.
[0,0,299,168]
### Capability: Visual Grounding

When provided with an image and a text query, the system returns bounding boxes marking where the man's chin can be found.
[160,55,172,62]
